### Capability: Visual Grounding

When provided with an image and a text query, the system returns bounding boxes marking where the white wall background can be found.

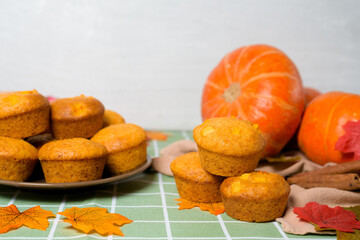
[0,0,359,129]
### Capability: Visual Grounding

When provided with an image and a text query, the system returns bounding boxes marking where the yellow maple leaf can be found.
[175,198,225,215]
[0,204,55,234]
[58,207,133,236]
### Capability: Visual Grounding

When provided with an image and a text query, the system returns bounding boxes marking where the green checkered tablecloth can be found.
[0,130,336,240]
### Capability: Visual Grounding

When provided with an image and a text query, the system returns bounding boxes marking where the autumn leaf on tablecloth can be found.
[335,120,360,160]
[146,131,169,141]
[0,205,55,234]
[293,202,360,232]
[175,198,225,215]
[338,205,360,239]
[58,207,132,236]
[337,229,360,240]
[344,205,360,220]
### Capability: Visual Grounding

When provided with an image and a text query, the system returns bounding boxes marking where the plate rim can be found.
[0,155,152,190]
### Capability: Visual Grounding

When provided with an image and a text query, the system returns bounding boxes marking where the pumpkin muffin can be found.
[220,171,290,222]
[50,95,105,139]
[0,136,38,181]
[171,152,224,203]
[0,90,50,138]
[102,109,125,128]
[193,117,266,177]
[91,123,147,175]
[38,138,107,183]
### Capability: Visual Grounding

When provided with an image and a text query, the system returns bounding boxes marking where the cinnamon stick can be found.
[293,160,360,178]
[287,173,360,191]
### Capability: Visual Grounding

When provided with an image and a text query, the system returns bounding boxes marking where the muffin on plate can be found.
[171,152,224,203]
[91,123,147,175]
[102,109,125,128]
[50,95,105,139]
[0,90,50,138]
[0,136,38,181]
[38,138,107,183]
[220,171,290,222]
[193,117,265,177]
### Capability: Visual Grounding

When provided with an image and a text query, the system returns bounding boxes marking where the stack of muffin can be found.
[171,117,290,222]
[0,90,147,183]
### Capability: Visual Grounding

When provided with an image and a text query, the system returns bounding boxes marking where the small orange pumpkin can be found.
[298,91,360,165]
[284,87,322,151]
[201,44,305,157]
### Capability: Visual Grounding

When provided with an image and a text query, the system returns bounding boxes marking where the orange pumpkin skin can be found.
[201,44,305,157]
[298,92,360,165]
[283,87,322,151]
[304,87,321,106]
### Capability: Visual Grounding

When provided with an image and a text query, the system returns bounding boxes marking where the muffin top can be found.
[38,138,107,161]
[50,95,104,120]
[103,110,125,127]
[171,152,224,182]
[91,123,146,153]
[0,90,49,118]
[193,117,266,156]
[0,136,38,161]
[220,171,290,199]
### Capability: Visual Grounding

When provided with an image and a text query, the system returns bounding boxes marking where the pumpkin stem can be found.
[223,83,241,103]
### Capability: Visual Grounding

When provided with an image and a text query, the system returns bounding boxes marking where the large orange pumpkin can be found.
[201,44,305,157]
[283,87,322,151]
[298,91,360,165]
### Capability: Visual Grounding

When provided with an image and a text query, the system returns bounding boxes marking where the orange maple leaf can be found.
[0,204,55,234]
[58,207,133,236]
[146,131,169,141]
[175,198,225,215]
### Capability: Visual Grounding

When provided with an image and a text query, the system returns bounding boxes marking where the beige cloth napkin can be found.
[277,185,360,235]
[152,140,360,235]
[152,140,198,176]
[152,140,327,179]
[256,151,335,177]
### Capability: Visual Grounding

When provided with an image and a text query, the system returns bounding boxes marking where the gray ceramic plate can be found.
[0,155,152,190]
